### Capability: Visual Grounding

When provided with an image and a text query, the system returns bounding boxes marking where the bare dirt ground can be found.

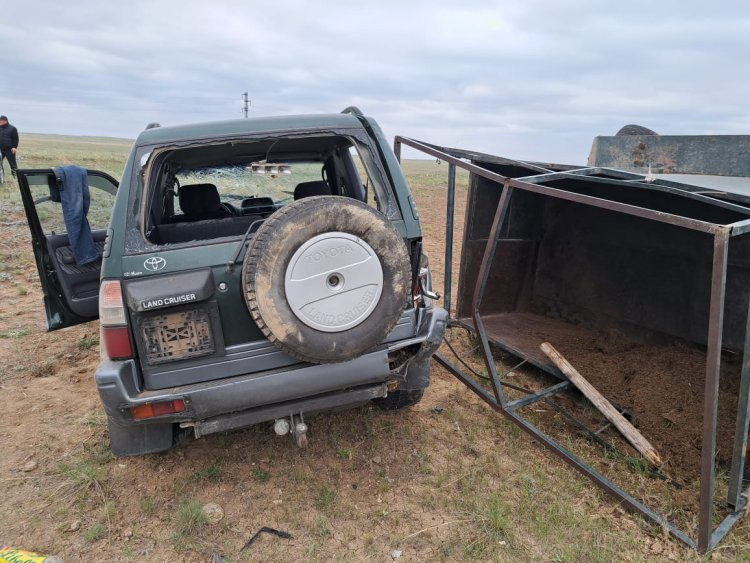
[1,137,749,561]
[465,310,742,484]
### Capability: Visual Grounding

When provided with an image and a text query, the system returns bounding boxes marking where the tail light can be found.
[131,399,186,420]
[99,280,133,360]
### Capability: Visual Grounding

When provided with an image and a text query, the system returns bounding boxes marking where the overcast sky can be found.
[1,1,748,163]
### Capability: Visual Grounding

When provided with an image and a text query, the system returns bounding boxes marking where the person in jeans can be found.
[0,115,19,178]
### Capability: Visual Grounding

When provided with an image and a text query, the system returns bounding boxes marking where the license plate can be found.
[140,307,214,365]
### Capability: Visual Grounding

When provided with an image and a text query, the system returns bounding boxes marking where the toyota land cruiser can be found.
[16,107,447,455]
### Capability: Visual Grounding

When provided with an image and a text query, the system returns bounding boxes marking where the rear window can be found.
[173,163,323,214]
[139,134,396,247]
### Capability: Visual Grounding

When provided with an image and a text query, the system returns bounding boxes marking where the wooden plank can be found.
[540,342,662,467]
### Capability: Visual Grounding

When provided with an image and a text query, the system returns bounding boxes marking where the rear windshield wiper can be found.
[226,218,265,273]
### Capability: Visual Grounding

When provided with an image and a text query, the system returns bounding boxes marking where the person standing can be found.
[0,115,19,178]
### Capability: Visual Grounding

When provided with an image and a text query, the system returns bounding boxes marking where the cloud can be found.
[0,0,748,163]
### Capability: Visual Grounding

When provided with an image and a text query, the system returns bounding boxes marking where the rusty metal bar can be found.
[521,170,750,217]
[729,218,750,236]
[697,229,729,551]
[727,296,750,507]
[471,183,513,405]
[401,138,558,174]
[710,493,750,549]
[506,380,571,411]
[395,136,511,190]
[444,163,456,315]
[471,182,512,313]
[474,314,507,405]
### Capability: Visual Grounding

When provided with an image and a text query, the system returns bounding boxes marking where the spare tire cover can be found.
[242,196,411,363]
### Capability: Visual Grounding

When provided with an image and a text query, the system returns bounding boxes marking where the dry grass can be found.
[0,134,749,560]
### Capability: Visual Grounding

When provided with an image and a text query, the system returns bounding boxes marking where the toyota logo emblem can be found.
[144,256,166,271]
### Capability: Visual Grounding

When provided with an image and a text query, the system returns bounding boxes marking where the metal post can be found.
[471,181,511,314]
[727,297,750,508]
[472,182,513,405]
[698,230,729,552]
[444,163,456,315]
[242,92,250,118]
[393,139,401,163]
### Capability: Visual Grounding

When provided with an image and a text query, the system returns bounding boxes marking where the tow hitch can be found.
[273,413,308,447]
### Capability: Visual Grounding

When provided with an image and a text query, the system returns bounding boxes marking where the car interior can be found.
[17,170,118,322]
[144,136,370,245]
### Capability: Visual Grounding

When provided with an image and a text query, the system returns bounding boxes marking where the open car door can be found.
[16,169,118,330]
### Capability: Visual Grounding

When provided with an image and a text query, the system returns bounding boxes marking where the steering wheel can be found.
[221,202,239,216]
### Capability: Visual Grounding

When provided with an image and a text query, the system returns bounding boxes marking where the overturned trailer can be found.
[394,134,750,551]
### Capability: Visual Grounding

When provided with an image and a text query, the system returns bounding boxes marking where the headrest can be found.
[179,183,222,220]
[294,181,332,200]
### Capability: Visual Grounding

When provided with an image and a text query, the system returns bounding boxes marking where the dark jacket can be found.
[0,123,19,149]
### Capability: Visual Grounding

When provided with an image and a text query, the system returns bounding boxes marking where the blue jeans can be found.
[54,165,98,265]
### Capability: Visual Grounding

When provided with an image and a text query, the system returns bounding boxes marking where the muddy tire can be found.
[373,389,424,410]
[242,196,411,363]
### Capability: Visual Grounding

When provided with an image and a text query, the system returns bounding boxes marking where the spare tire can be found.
[242,196,411,363]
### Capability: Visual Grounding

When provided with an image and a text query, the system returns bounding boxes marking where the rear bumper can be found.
[96,306,448,426]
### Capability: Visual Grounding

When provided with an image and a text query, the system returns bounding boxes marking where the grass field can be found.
[0,133,749,561]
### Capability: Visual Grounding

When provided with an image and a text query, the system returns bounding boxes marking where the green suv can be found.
[17,108,447,455]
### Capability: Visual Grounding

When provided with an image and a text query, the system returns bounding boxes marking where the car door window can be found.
[28,174,115,234]
[349,146,379,209]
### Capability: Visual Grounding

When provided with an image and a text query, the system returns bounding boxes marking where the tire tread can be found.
[241,196,410,363]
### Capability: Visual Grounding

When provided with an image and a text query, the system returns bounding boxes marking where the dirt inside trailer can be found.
[476,311,742,484]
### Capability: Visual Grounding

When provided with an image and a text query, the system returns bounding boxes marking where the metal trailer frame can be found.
[394,136,750,552]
